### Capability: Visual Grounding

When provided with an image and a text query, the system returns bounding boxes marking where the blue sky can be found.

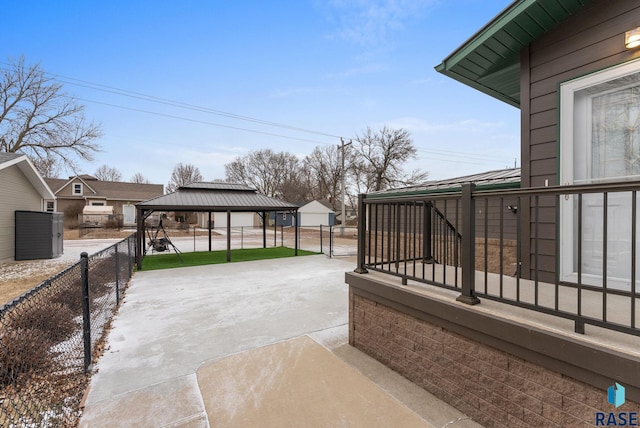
[4,0,518,186]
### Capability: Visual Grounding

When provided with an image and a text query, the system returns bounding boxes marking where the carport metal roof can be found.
[135,182,299,268]
[137,182,298,212]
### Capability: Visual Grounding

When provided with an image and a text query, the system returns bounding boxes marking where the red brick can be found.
[521,378,562,405]
[486,391,524,420]
[506,413,528,428]
[561,411,592,428]
[542,403,564,424]
[562,396,598,423]
[512,389,543,415]
[523,408,561,427]
[475,345,509,370]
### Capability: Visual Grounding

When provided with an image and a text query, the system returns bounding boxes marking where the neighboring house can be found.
[347,1,640,425]
[0,153,56,262]
[297,200,335,227]
[45,175,163,227]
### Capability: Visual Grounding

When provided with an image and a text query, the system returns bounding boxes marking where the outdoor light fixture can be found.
[625,28,640,49]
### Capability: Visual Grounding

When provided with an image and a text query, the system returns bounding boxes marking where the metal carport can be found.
[135,182,299,269]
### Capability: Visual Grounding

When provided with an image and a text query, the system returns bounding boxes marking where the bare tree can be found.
[31,154,61,178]
[225,149,307,200]
[130,172,151,184]
[303,145,343,210]
[94,164,122,181]
[351,126,428,192]
[0,56,102,172]
[167,163,202,193]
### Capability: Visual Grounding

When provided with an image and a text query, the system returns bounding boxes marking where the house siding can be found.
[0,166,44,262]
[524,0,640,282]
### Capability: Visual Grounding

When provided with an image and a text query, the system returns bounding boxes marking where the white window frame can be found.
[559,58,640,286]
[73,183,83,195]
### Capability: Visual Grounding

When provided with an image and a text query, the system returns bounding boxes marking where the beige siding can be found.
[524,0,640,282]
[0,166,44,262]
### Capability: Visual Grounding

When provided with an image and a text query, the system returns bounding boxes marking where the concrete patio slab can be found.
[80,255,481,427]
[198,335,429,427]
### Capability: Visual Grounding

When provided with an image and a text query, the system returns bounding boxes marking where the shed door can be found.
[123,205,136,225]
[52,213,64,257]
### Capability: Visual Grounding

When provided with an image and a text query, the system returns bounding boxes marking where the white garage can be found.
[298,201,335,227]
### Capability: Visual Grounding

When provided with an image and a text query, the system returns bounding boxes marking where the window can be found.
[46,201,54,212]
[91,202,105,206]
[73,183,82,195]
[560,58,640,289]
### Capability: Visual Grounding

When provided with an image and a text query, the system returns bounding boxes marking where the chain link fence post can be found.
[81,252,92,373]
[115,246,120,305]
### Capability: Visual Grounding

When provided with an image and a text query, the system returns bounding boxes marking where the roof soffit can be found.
[435,0,594,107]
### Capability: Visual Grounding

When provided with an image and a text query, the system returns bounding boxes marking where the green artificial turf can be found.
[141,247,318,271]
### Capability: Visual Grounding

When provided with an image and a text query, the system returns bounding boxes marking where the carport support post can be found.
[136,206,144,270]
[208,211,212,252]
[81,252,92,373]
[294,209,298,255]
[226,210,231,262]
[262,211,267,248]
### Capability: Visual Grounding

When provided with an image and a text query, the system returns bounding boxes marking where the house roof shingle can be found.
[45,176,163,202]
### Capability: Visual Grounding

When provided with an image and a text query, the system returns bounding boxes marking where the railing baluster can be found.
[500,197,504,299]
[484,198,488,293]
[632,191,637,329]
[603,192,608,322]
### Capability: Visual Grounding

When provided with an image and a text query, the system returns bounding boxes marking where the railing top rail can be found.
[362,180,640,203]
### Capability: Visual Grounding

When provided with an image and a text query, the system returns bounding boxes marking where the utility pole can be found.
[340,138,352,237]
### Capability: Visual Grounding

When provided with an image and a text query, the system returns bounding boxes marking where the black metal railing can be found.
[0,234,136,427]
[356,181,640,336]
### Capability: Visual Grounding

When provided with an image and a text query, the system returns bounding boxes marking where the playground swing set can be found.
[145,218,183,262]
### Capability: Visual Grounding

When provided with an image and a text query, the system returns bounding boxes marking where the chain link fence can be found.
[169,225,358,257]
[0,234,136,427]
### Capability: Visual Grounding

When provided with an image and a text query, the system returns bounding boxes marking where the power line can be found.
[0,63,344,140]
[75,97,333,145]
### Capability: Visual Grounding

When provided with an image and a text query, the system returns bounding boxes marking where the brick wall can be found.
[350,290,640,427]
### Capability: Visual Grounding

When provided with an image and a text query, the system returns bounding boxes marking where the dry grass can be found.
[0,226,216,307]
[0,262,72,307]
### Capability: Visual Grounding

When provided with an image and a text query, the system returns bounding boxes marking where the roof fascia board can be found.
[0,154,26,171]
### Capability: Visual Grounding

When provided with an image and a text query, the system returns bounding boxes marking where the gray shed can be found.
[15,211,64,260]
